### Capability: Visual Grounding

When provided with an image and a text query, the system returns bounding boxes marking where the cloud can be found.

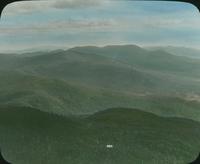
[0,18,117,37]
[3,0,108,16]
[52,0,104,9]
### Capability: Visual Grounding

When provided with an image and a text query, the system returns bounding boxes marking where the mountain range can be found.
[0,45,200,163]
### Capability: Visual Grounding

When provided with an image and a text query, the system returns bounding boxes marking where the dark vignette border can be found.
[0,0,199,163]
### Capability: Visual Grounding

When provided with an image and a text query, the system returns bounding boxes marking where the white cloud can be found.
[2,0,108,16]
[52,0,104,9]
[0,18,117,37]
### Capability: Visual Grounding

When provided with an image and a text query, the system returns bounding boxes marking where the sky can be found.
[0,0,200,52]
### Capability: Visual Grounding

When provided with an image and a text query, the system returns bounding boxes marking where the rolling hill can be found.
[0,45,200,121]
[0,70,144,116]
[1,45,200,163]
[68,45,200,77]
[3,45,200,94]
[0,70,200,121]
[0,107,200,164]
[147,46,200,59]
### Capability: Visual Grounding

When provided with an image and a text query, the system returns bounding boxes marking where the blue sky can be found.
[0,0,200,52]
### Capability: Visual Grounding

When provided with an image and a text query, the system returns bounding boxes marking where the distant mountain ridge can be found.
[0,45,200,121]
[147,46,200,59]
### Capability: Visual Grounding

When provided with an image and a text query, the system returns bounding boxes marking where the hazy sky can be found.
[0,0,200,52]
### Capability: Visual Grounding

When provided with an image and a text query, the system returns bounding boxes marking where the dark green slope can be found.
[0,71,155,116]
[0,107,200,164]
[4,48,169,93]
[1,45,200,120]
[1,70,200,121]
[0,54,20,70]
